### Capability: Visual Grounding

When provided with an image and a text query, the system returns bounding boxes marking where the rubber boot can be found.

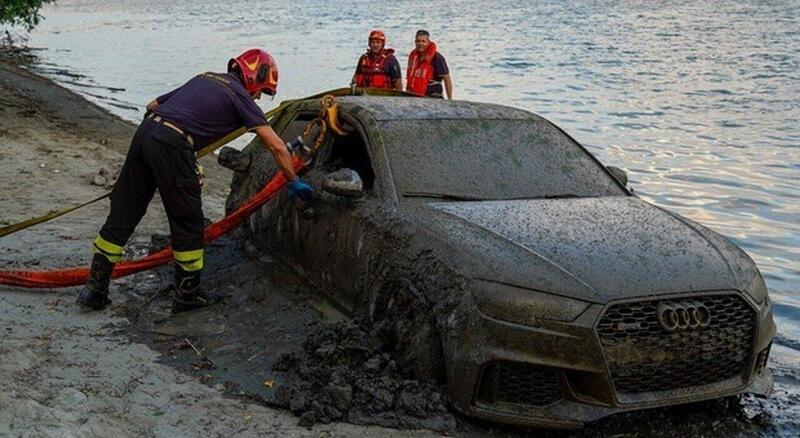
[76,253,114,310]
[171,267,220,314]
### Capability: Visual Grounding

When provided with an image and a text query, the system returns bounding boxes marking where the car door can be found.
[277,111,377,313]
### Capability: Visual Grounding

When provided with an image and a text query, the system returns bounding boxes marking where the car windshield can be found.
[380,118,627,201]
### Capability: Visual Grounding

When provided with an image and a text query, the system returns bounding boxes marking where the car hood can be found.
[420,196,751,303]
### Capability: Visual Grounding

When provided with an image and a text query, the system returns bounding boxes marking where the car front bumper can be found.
[443,291,776,429]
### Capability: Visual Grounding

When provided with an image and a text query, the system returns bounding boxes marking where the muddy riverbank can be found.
[0,46,433,437]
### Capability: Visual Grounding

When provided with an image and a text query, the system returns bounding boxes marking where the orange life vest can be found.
[354,49,395,88]
[406,41,438,96]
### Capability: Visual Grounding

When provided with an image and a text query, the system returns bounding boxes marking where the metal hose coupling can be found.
[285,135,311,157]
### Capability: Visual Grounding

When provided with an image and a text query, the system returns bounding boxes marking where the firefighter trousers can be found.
[94,117,204,272]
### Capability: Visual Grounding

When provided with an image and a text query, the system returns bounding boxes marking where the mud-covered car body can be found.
[222,96,775,428]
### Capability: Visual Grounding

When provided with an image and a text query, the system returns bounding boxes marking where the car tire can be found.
[370,276,445,382]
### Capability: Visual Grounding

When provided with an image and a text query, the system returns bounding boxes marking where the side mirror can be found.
[322,168,364,198]
[607,166,628,187]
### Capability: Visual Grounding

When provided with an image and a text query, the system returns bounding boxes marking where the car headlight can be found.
[472,280,591,325]
[743,272,769,304]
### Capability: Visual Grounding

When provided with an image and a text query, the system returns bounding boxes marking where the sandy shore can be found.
[0,47,431,437]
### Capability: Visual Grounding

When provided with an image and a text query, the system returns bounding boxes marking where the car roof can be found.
[321,96,541,122]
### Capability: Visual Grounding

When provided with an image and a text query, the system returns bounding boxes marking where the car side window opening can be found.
[282,112,375,191]
[281,114,318,144]
[317,130,376,191]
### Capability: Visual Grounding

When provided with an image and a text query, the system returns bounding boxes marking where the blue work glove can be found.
[287,178,314,203]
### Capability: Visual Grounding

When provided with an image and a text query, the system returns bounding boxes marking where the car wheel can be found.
[369,276,445,381]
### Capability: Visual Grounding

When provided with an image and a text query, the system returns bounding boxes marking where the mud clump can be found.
[273,320,456,433]
[90,164,121,188]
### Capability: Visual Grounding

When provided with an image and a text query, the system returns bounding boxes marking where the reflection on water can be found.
[27,0,798,350]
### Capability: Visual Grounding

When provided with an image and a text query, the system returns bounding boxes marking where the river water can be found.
[17,0,800,432]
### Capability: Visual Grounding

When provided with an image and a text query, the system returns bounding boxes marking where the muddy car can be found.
[221,96,776,428]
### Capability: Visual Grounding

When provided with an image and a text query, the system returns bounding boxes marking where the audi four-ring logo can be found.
[657,301,711,331]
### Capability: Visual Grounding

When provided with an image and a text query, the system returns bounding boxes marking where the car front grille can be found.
[597,294,755,394]
[477,361,562,406]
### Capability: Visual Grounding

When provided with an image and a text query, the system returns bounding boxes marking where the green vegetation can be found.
[1,0,54,31]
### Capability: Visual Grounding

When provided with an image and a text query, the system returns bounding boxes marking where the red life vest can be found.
[406,41,438,96]
[354,48,395,88]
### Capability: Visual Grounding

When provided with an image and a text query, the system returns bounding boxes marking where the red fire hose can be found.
[0,157,304,289]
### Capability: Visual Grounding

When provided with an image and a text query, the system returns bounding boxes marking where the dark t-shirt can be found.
[385,56,403,81]
[153,72,268,150]
[426,52,450,97]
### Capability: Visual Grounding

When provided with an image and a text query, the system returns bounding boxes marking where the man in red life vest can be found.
[406,29,453,99]
[351,30,403,91]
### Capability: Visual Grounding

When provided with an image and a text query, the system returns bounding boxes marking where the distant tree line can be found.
[1,0,55,31]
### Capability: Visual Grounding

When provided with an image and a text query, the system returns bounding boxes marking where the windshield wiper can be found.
[404,192,588,201]
[403,191,485,201]
[539,194,584,199]
[493,194,585,201]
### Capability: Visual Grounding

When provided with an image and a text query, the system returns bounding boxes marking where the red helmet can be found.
[368,29,386,46]
[228,48,279,96]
